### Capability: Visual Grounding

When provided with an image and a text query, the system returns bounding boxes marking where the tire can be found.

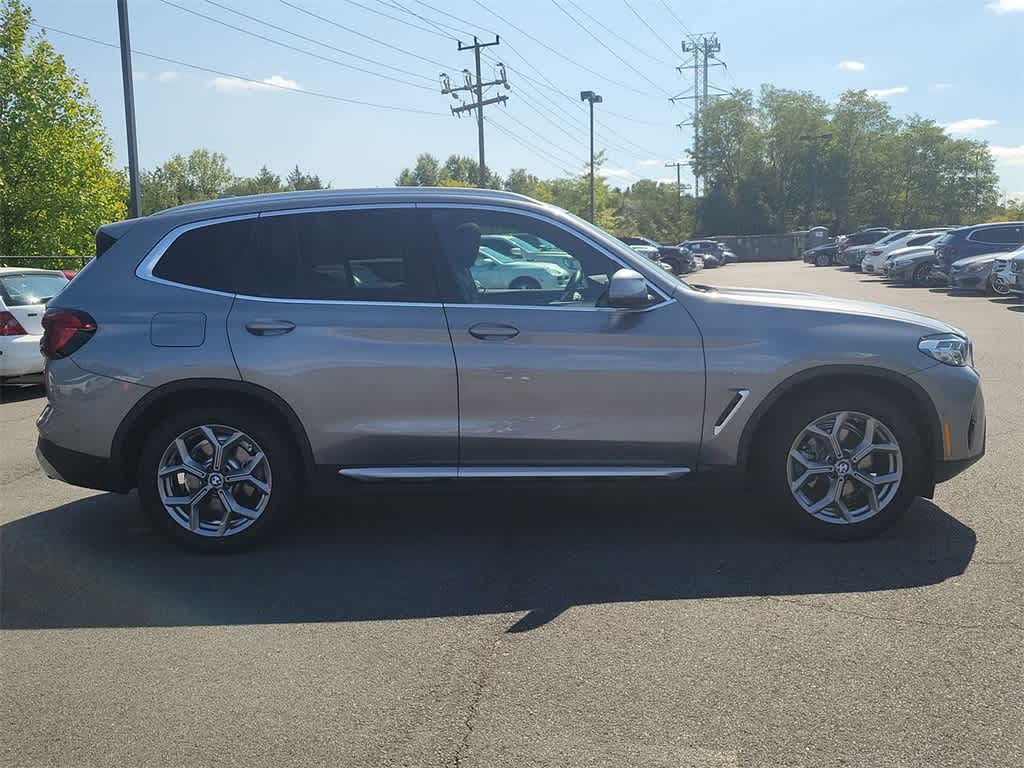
[911,263,931,287]
[664,258,682,275]
[137,405,299,552]
[758,388,924,540]
[509,276,541,290]
[989,275,1010,296]
[815,253,830,267]
[831,254,843,266]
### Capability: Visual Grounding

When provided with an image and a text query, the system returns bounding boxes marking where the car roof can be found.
[0,267,67,276]
[951,221,1024,234]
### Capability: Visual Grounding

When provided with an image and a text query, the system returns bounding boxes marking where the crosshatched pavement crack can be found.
[450,616,507,768]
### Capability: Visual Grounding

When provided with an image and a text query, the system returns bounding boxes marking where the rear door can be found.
[0,271,69,334]
[227,206,458,471]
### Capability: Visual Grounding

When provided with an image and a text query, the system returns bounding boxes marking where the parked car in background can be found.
[472,246,571,291]
[885,244,942,286]
[35,187,986,550]
[837,227,889,265]
[845,230,912,271]
[804,242,839,267]
[626,243,674,272]
[679,240,729,266]
[862,229,949,274]
[0,267,70,384]
[479,233,580,275]
[1008,248,1024,296]
[991,247,1022,295]
[948,252,1012,295]
[934,222,1024,273]
[619,236,696,274]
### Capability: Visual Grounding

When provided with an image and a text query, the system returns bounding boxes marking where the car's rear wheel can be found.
[509,276,541,290]
[761,390,923,540]
[815,253,830,267]
[137,406,298,551]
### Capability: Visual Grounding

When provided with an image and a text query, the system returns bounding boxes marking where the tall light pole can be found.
[798,132,832,226]
[580,90,602,223]
[117,0,142,218]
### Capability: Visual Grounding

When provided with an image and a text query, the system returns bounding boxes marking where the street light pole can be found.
[580,90,603,223]
[117,0,142,218]
[798,132,832,226]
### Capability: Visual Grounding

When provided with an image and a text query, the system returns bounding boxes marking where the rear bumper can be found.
[36,436,131,492]
[0,335,44,379]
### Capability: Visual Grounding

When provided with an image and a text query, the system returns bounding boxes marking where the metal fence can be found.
[714,228,831,262]
[0,255,91,270]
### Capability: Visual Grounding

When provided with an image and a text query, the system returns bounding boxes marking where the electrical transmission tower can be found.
[670,33,729,198]
[440,36,510,188]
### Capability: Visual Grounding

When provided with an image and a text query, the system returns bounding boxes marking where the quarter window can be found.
[971,226,1019,245]
[429,210,629,307]
[153,218,254,293]
[241,209,439,303]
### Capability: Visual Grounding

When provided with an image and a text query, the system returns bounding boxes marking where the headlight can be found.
[542,265,564,276]
[965,262,986,273]
[919,334,973,367]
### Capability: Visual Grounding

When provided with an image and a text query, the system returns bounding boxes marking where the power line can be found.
[501,107,581,164]
[278,0,455,71]
[622,0,682,61]
[408,0,496,39]
[656,0,695,38]
[158,0,434,91]
[202,0,435,84]
[487,116,578,175]
[33,23,445,116]
[470,0,664,99]
[549,0,670,97]
[562,0,675,68]
[335,0,450,39]
[379,0,462,40]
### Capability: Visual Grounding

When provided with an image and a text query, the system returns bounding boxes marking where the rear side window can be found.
[241,209,439,303]
[153,219,254,292]
[908,235,936,247]
[970,226,1019,245]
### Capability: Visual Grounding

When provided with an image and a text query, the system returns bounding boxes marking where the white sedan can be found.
[471,246,572,291]
[0,267,70,383]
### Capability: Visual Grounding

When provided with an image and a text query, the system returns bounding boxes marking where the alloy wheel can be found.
[787,411,903,525]
[157,424,272,537]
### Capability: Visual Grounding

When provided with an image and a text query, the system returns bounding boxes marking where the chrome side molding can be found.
[339,466,691,481]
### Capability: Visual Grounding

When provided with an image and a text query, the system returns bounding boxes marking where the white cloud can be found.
[929,82,953,92]
[210,74,302,93]
[866,86,908,98]
[991,146,1024,166]
[158,70,180,83]
[597,167,630,178]
[132,71,146,81]
[943,118,998,135]
[655,177,677,185]
[638,159,661,167]
[987,0,1024,13]
[837,60,865,72]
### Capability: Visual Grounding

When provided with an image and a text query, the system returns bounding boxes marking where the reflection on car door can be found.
[226,206,458,470]
[427,206,706,474]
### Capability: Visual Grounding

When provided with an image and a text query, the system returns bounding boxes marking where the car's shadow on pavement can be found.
[0,385,45,404]
[1,488,975,633]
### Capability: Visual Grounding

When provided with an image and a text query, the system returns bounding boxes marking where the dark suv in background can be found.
[619,237,696,274]
[934,222,1024,273]
[838,228,889,264]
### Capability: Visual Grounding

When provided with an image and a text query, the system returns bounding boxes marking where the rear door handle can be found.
[468,322,519,340]
[245,319,296,336]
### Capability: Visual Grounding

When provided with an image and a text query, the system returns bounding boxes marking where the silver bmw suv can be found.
[36,188,986,550]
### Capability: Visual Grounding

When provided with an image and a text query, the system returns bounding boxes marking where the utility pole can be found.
[671,34,728,201]
[799,132,832,225]
[116,0,142,218]
[440,37,508,188]
[580,90,603,223]
[665,160,689,232]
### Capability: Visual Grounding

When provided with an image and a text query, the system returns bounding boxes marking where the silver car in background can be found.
[36,188,985,551]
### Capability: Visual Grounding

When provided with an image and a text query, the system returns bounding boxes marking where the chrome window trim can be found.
[415,201,675,311]
[340,466,691,480]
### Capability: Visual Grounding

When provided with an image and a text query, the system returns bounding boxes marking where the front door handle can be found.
[468,322,519,340]
[245,319,296,336]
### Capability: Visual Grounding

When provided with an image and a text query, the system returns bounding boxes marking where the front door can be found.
[426,206,705,474]
[227,206,458,471]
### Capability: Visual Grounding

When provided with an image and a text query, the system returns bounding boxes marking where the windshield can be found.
[477,246,513,264]
[0,273,69,306]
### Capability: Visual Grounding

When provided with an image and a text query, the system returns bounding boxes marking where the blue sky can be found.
[27,0,1024,197]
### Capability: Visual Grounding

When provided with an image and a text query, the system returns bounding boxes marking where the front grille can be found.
[994,259,1007,270]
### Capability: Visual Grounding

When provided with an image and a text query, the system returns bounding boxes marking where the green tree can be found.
[396,152,440,186]
[0,0,126,265]
[223,165,282,197]
[140,149,234,214]
[285,165,324,191]
[616,179,693,243]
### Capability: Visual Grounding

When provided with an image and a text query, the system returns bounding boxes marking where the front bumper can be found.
[949,272,987,290]
[912,363,986,489]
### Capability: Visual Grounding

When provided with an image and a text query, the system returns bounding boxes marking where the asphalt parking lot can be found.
[2,261,1022,768]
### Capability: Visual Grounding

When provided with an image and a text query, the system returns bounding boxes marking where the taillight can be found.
[40,309,96,359]
[0,311,27,336]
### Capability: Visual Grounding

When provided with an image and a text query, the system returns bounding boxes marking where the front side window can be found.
[430,209,635,307]
[241,209,439,303]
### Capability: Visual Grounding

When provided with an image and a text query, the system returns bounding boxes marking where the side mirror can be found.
[510,247,523,257]
[607,268,650,309]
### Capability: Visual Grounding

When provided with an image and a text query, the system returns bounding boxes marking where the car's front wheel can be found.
[509,276,541,290]
[137,406,298,551]
[815,252,830,267]
[761,390,923,540]
[911,263,932,286]
[989,274,1010,296]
